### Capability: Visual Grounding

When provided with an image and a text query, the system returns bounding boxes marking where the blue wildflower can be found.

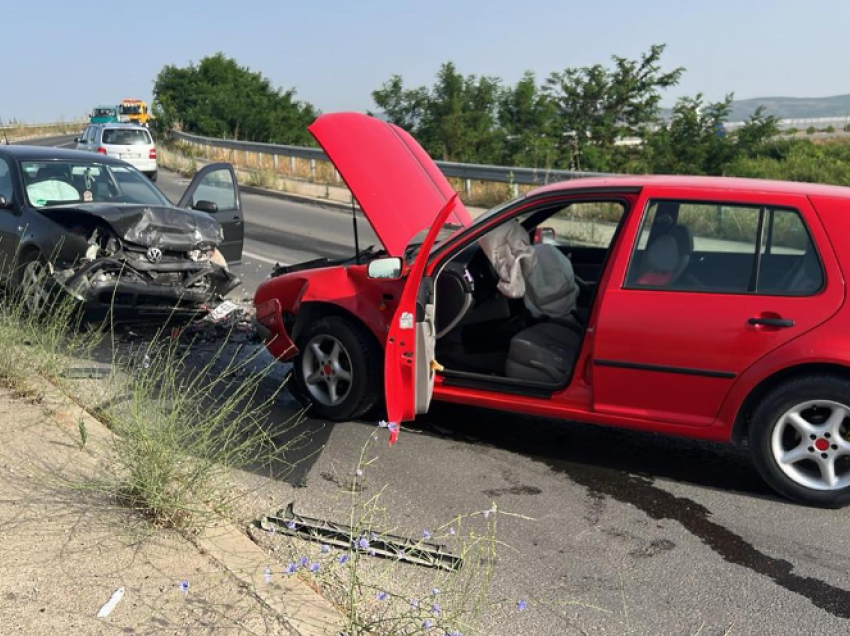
[286,520,296,530]
[358,536,370,550]
[398,549,406,560]
[310,562,320,573]
[263,566,272,584]
[285,563,297,575]
[432,587,441,596]
[338,554,349,565]
[410,598,419,608]
[299,556,308,567]
[423,619,433,629]
[376,591,388,601]
[321,544,330,554]
[369,549,376,557]
[178,580,189,595]
[423,529,431,539]
[517,599,528,611]
[267,525,276,536]
[431,603,441,615]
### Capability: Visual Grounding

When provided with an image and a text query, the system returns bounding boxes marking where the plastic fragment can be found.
[96,587,125,618]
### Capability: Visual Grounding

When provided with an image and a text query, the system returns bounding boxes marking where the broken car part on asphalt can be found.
[259,503,462,572]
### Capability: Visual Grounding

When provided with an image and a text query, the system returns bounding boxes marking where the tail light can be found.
[149,148,157,160]
[97,147,107,155]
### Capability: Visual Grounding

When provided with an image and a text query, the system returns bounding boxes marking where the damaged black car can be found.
[0,146,244,322]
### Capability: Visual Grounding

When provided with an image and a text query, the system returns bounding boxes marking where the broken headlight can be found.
[187,248,214,263]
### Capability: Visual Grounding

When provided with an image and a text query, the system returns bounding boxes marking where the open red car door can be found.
[384,194,460,444]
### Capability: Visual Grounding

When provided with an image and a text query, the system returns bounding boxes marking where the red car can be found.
[255,113,850,507]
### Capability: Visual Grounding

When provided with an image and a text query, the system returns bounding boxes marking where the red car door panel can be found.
[385,194,460,442]
[592,188,843,427]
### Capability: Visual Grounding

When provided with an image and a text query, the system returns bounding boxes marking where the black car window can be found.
[21,161,170,208]
[0,158,12,201]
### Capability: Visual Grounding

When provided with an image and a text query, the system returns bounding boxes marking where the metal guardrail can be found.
[172,130,605,186]
[0,121,86,130]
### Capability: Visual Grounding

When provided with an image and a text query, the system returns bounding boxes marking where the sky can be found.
[3,0,850,123]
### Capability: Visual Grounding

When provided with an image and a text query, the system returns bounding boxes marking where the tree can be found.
[647,94,735,175]
[497,72,557,168]
[371,63,502,163]
[544,44,685,171]
[152,53,318,145]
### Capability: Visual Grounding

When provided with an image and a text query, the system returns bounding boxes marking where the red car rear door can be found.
[592,187,843,427]
[384,194,460,443]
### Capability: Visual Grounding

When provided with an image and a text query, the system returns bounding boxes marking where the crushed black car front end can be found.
[37,204,241,323]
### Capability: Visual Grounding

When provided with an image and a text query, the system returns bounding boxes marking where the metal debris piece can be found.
[258,503,462,572]
[61,366,111,379]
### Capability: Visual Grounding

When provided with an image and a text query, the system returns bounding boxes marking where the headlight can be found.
[188,249,213,263]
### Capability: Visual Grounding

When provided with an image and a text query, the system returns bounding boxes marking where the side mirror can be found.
[192,200,218,214]
[366,256,403,280]
[0,195,13,210]
[74,138,81,143]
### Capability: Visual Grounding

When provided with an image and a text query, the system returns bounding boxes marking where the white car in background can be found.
[76,123,158,181]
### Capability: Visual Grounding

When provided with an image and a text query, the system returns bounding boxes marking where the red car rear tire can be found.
[749,374,850,508]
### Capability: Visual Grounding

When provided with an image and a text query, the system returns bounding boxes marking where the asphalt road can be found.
[22,134,850,635]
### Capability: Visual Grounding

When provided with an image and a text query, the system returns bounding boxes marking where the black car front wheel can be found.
[291,315,382,421]
[14,251,52,315]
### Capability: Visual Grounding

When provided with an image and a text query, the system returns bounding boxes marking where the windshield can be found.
[21,161,171,209]
[119,104,144,115]
[102,129,152,145]
[422,197,515,258]
[93,108,115,117]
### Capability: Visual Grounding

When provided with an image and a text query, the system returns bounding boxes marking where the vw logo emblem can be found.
[146,247,163,264]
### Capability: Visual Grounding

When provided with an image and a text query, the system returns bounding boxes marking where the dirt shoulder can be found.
[0,384,294,636]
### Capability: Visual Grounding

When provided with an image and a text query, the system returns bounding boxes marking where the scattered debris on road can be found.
[96,587,125,618]
[259,503,462,572]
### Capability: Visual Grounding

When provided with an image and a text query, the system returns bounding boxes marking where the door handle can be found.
[749,317,795,328]
[232,218,243,225]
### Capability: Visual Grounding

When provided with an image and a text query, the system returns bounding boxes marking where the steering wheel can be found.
[435,262,475,338]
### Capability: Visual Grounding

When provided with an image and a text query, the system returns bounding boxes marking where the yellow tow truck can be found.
[118,99,150,127]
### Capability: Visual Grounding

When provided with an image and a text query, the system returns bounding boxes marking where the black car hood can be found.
[38,203,224,250]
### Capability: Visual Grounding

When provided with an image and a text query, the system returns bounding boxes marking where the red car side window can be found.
[626,200,823,296]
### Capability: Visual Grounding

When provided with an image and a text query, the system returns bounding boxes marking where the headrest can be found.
[645,234,679,273]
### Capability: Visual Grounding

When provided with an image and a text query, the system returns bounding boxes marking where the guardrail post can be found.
[464,178,472,198]
[290,156,296,174]
[273,155,279,171]
[310,159,316,181]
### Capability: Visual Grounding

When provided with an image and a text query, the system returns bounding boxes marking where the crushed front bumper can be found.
[254,298,297,360]
[51,258,240,323]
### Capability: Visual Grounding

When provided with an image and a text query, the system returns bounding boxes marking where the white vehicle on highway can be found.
[76,123,158,181]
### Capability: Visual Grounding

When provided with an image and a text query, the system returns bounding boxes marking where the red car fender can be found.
[254,265,404,360]
[717,313,850,441]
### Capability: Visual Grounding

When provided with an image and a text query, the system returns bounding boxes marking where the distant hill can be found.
[660,94,850,122]
[728,94,850,121]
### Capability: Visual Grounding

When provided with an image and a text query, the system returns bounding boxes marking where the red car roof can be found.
[529,175,850,199]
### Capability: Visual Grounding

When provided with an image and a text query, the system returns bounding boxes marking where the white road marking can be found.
[243,250,288,266]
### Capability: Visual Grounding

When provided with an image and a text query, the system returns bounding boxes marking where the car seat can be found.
[504,321,583,384]
[635,224,694,287]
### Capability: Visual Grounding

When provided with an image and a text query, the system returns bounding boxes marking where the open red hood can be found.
[309,113,472,257]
